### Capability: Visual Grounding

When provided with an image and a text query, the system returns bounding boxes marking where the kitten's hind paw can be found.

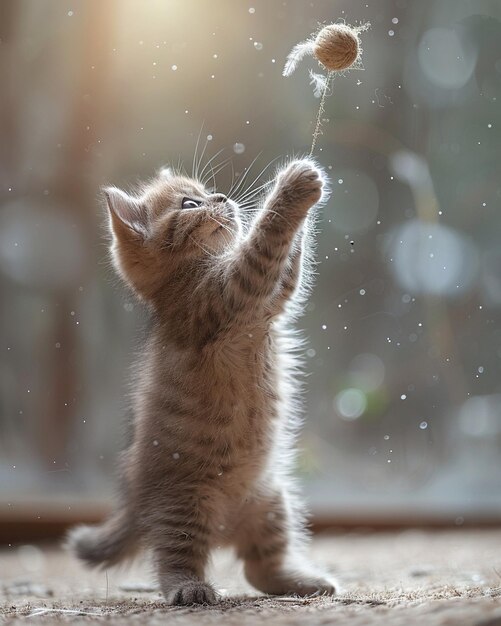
[294,576,336,597]
[164,581,219,606]
[246,562,336,598]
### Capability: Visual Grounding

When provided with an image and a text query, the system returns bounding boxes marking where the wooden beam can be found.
[1,507,500,545]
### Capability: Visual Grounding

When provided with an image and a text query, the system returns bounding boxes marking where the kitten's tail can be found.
[65,511,138,569]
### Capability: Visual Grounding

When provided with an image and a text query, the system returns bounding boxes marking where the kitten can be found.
[67,158,335,605]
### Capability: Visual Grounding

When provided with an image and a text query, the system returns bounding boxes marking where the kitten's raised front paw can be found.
[164,580,219,606]
[276,159,325,210]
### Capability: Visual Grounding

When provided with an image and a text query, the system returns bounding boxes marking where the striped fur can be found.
[67,159,335,605]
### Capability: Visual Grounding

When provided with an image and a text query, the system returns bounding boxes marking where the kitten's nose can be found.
[211,193,227,203]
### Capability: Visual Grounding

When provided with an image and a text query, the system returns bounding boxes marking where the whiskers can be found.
[199,150,228,186]
[188,233,218,259]
[191,125,232,188]
[207,214,233,236]
[192,124,206,180]
[231,156,279,206]
[190,128,281,222]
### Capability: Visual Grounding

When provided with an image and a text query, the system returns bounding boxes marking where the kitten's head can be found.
[104,168,242,302]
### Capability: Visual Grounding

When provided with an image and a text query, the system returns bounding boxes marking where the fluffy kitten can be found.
[67,158,335,605]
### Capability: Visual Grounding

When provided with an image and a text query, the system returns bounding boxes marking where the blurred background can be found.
[1,0,501,537]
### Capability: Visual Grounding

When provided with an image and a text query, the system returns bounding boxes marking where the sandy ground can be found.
[1,530,501,625]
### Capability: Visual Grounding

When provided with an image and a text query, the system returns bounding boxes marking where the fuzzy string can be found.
[309,71,333,157]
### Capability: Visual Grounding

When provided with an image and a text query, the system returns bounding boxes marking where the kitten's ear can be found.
[104,187,148,237]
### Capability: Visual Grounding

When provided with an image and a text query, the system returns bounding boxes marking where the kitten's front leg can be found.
[147,504,218,605]
[154,538,218,605]
[224,160,323,310]
[268,232,305,315]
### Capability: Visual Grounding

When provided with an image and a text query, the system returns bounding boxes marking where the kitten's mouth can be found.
[209,216,231,236]
[211,224,226,236]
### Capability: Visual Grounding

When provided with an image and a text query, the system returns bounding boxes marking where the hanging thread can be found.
[309,71,333,157]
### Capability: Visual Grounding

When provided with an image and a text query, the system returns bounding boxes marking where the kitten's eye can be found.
[182,197,202,209]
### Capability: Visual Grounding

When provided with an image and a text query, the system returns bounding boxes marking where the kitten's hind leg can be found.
[234,487,336,597]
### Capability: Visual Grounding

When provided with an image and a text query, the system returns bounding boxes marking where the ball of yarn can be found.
[313,24,359,71]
